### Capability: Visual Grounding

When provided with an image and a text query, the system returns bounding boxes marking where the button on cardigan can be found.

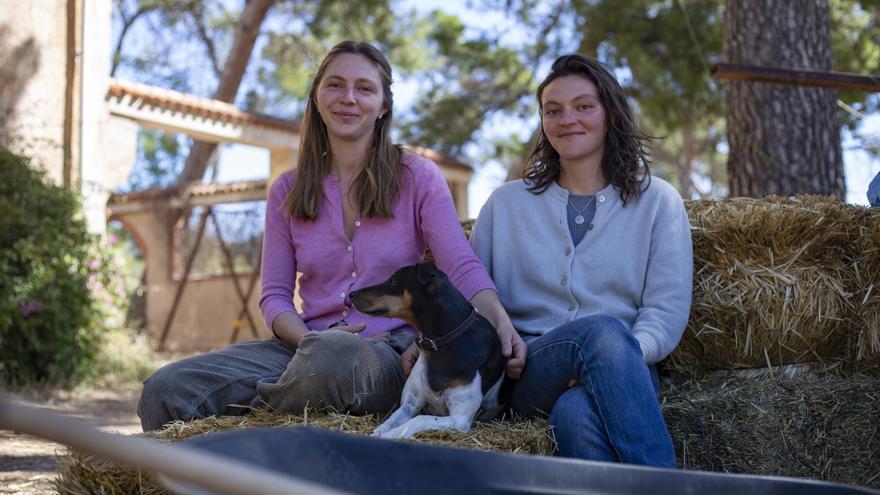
[260,152,496,337]
[471,178,693,365]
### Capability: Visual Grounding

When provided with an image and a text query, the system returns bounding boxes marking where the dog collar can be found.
[416,307,480,351]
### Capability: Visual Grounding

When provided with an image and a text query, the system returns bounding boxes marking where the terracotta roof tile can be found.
[108,180,268,205]
[108,78,300,133]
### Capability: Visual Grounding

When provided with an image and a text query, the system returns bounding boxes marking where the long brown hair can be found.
[523,54,652,205]
[284,41,402,220]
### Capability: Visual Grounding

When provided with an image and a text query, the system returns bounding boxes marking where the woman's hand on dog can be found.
[329,323,391,343]
[469,290,527,379]
[329,322,366,334]
[400,343,420,377]
[497,322,526,379]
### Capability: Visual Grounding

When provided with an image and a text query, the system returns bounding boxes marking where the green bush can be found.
[0,148,102,387]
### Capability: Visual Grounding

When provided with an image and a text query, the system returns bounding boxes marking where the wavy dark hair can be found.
[284,41,402,220]
[523,54,652,204]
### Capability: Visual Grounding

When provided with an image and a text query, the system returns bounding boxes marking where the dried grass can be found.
[57,370,880,493]
[668,196,880,375]
[55,410,554,495]
[663,367,880,488]
[851,208,880,362]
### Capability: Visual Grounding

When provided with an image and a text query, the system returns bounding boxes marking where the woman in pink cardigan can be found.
[137,41,524,432]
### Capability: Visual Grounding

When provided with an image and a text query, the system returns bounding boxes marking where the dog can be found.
[349,262,509,439]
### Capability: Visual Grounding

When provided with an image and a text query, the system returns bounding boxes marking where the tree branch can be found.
[188,2,222,78]
[111,2,157,77]
[177,0,275,186]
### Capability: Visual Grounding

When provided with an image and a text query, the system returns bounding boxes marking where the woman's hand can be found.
[469,289,527,379]
[399,342,420,377]
[329,322,365,334]
[496,321,526,379]
[330,323,389,343]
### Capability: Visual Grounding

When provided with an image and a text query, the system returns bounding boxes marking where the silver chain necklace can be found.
[567,196,596,225]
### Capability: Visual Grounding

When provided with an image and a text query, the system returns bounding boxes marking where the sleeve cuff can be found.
[261,299,298,335]
[455,271,497,301]
[635,333,659,364]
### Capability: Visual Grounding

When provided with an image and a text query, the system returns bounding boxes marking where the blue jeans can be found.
[868,170,880,207]
[510,315,676,468]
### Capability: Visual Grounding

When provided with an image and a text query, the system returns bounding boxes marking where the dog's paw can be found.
[378,424,414,439]
[371,423,392,437]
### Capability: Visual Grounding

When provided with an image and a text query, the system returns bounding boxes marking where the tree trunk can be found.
[724,0,844,198]
[177,0,275,186]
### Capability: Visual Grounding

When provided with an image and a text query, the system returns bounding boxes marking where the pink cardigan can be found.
[259,152,496,337]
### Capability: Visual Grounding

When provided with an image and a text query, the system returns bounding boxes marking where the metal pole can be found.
[0,399,347,495]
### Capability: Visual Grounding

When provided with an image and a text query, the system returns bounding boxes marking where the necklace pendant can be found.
[575,215,585,225]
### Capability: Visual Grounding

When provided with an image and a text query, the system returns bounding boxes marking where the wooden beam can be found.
[711,63,880,93]
[106,94,299,149]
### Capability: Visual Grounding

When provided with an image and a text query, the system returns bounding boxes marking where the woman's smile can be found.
[541,74,607,166]
[316,53,387,144]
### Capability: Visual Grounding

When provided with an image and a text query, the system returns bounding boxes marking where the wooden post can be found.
[208,211,260,338]
[711,63,880,93]
[158,205,211,350]
[231,251,262,344]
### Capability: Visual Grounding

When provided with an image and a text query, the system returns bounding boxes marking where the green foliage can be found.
[126,128,187,190]
[831,0,880,134]
[87,225,144,333]
[398,11,535,156]
[92,326,158,386]
[113,0,879,193]
[256,0,433,115]
[492,0,879,195]
[0,148,103,387]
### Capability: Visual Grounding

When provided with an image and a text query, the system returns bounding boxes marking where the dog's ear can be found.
[416,262,440,294]
[415,262,435,284]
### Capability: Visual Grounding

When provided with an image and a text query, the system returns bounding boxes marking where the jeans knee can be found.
[548,389,578,437]
[303,330,360,352]
[570,315,638,358]
[297,331,361,378]
[140,364,175,404]
[547,388,590,455]
[138,366,180,430]
[290,331,364,400]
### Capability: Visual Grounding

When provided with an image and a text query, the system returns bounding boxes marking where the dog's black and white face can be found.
[349,262,444,328]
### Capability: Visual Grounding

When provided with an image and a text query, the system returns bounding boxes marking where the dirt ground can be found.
[0,383,143,495]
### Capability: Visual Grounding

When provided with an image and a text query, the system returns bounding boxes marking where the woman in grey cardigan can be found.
[471,54,693,467]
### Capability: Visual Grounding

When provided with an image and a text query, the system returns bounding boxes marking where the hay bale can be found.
[662,368,880,488]
[687,196,860,267]
[668,196,880,375]
[850,208,880,363]
[55,411,554,495]
[680,263,853,370]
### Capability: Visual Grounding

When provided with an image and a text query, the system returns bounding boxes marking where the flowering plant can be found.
[0,148,102,386]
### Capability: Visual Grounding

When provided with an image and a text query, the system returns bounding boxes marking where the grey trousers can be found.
[137,330,415,432]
